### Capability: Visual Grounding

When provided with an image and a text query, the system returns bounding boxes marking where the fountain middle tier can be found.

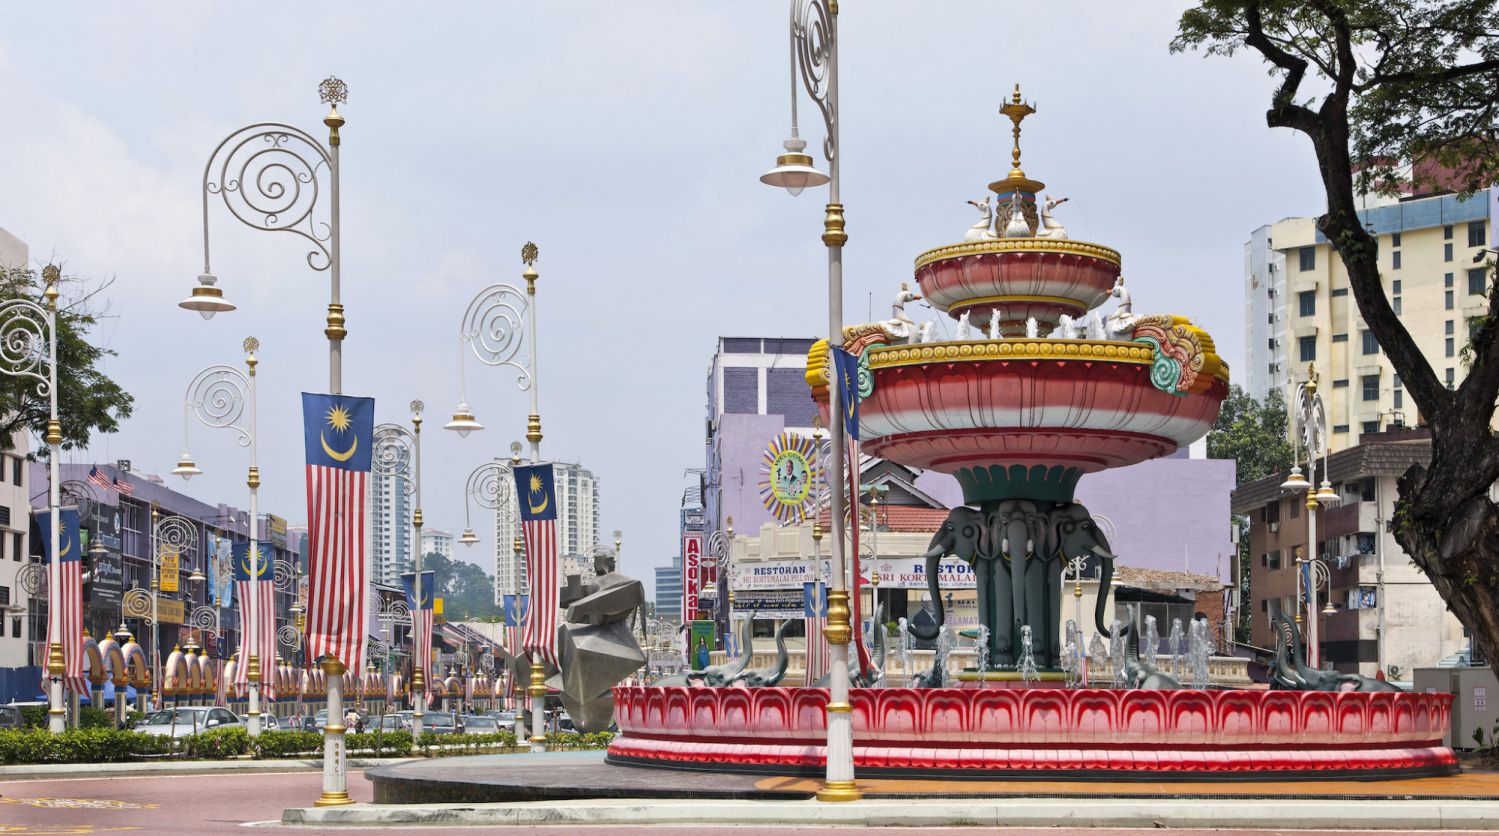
[809,335,1228,505]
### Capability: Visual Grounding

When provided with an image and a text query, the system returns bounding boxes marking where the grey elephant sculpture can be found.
[1117,605,1180,689]
[655,617,755,687]
[813,603,887,688]
[728,620,793,687]
[1049,504,1117,643]
[1269,614,1401,692]
[991,499,1045,665]
[907,506,986,646]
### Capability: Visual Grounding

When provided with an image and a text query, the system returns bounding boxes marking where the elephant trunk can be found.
[906,542,947,641]
[1093,545,1117,638]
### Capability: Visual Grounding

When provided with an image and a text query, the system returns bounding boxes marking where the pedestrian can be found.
[345,707,358,732]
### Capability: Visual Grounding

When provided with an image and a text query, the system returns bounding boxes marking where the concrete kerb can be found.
[281,796,1499,830]
[0,757,415,780]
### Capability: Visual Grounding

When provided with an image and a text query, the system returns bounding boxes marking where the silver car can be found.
[135,707,245,737]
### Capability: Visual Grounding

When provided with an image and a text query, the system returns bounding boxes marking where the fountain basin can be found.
[607,686,1457,780]
[915,239,1120,336]
[809,338,1229,504]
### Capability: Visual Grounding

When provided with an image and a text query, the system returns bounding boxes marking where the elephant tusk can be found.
[1025,539,1034,553]
[1000,538,1009,553]
[924,544,946,559]
[1091,546,1115,559]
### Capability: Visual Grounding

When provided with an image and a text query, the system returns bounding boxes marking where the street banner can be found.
[37,508,85,696]
[402,570,436,701]
[301,392,375,671]
[232,541,276,699]
[513,464,560,667]
[683,532,703,622]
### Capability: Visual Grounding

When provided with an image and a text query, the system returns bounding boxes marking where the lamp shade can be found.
[444,402,484,437]
[178,273,235,320]
[759,137,828,196]
[459,528,480,545]
[1279,466,1309,493]
[172,453,203,480]
[1314,481,1341,504]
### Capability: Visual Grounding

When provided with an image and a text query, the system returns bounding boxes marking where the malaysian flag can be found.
[803,580,829,685]
[87,466,112,492]
[232,541,276,700]
[37,508,86,696]
[832,348,873,676]
[402,570,436,702]
[513,464,559,667]
[301,393,375,672]
[112,475,134,496]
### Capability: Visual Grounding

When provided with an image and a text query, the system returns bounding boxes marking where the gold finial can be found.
[999,84,1037,178]
[41,265,60,308]
[243,336,259,373]
[319,76,347,148]
[1305,362,1318,395]
[521,241,539,266]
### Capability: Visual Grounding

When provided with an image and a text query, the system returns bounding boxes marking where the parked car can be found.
[0,705,24,729]
[375,713,409,732]
[423,712,458,735]
[135,707,244,737]
[460,715,500,733]
[238,713,280,731]
[298,715,319,732]
[486,710,517,725]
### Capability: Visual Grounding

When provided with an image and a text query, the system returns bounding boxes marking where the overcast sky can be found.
[0,2,1325,596]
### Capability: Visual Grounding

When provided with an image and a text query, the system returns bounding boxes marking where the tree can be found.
[1174,1,1499,663]
[1208,386,1297,643]
[0,265,134,452]
[422,551,503,620]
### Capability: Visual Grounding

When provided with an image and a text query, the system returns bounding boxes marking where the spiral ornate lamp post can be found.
[759,0,857,801]
[171,337,263,734]
[182,77,349,394]
[135,510,198,709]
[0,265,64,730]
[448,244,549,750]
[460,459,515,571]
[1280,363,1341,669]
[373,402,425,730]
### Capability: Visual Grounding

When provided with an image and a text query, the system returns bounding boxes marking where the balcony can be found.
[1321,500,1376,539]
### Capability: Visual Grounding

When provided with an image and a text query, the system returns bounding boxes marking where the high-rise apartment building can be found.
[421,528,453,561]
[1244,183,1498,453]
[491,461,599,603]
[371,470,412,586]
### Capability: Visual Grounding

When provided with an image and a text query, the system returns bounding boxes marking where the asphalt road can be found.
[0,770,1470,834]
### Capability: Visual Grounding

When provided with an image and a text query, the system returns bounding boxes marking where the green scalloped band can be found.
[956,464,1082,504]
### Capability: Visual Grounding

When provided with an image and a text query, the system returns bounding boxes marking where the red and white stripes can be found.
[304,465,368,672]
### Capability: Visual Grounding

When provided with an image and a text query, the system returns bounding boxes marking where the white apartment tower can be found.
[420,528,453,561]
[371,470,412,586]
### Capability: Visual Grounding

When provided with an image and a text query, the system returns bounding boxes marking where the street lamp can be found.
[451,245,550,752]
[760,0,857,802]
[372,402,426,732]
[185,77,348,395]
[0,266,65,731]
[1283,363,1341,669]
[175,337,263,735]
[143,510,198,710]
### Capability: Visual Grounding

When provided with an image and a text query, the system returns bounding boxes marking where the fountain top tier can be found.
[808,89,1228,505]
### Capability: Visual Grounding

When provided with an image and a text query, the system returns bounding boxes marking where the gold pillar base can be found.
[313,791,354,807]
[528,735,546,744]
[815,780,863,803]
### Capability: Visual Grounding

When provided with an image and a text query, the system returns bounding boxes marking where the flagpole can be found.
[410,402,426,736]
[42,267,64,733]
[245,341,262,739]
[521,246,548,753]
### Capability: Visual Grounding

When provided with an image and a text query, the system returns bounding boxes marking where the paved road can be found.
[0,770,1468,834]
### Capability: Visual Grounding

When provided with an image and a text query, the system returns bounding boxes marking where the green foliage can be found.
[347,730,412,757]
[1207,386,1295,487]
[0,266,134,453]
[249,730,323,759]
[77,706,112,729]
[421,551,503,620]
[0,728,168,763]
[415,731,519,756]
[18,705,47,729]
[180,727,249,759]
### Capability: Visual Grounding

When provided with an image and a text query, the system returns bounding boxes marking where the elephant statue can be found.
[1117,604,1180,689]
[727,620,792,688]
[907,507,986,644]
[1269,614,1402,692]
[1048,503,1118,644]
[991,499,1045,665]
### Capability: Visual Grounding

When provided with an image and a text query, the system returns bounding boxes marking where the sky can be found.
[0,2,1327,597]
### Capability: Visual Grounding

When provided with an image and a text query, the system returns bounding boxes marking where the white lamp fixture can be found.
[1314,480,1341,505]
[444,401,483,437]
[178,273,236,320]
[172,452,203,480]
[760,137,829,196]
[459,528,480,545]
[1279,465,1309,493]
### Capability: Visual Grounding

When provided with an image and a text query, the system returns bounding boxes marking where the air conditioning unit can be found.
[1268,521,1280,533]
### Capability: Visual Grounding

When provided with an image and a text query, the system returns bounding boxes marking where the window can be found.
[1334,378,1349,388]
[9,457,17,487]
[1392,232,1402,247]
[1334,424,1350,433]
[1446,367,1456,386]
[1470,220,1487,248]
[1331,287,1348,297]
[1298,290,1316,317]
[0,507,9,528]
[1299,335,1317,362]
[1393,279,1402,294]
[1332,333,1348,343]
[1362,421,1379,435]
[1446,272,1455,288]
[10,533,17,562]
[9,617,18,639]
[1394,389,1403,409]
[1447,320,1456,335]
[1262,502,1280,523]
[1470,267,1488,295]
[1394,297,1403,315]
[1446,290,1455,309]
[1394,372,1402,388]
[1445,243,1454,262]
[1362,331,1378,354]
[1392,251,1402,270]
[1265,550,1282,570]
[1362,374,1379,401]
[1447,337,1455,357]
[1445,224,1454,240]
[1299,246,1316,271]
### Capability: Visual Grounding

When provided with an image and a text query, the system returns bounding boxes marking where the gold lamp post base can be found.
[313,791,354,807]
[528,735,546,744]
[816,780,863,802]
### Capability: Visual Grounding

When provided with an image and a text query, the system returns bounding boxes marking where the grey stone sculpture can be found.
[548,549,648,732]
[653,617,754,687]
[1115,605,1180,689]
[1269,614,1401,693]
[727,620,792,687]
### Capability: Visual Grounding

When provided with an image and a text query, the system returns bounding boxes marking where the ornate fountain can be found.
[608,93,1454,780]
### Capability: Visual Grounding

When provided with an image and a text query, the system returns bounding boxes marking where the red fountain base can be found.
[607,686,1457,781]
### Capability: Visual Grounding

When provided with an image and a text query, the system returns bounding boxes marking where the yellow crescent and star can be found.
[320,404,358,462]
[843,368,857,421]
[527,472,549,515]
[239,546,267,579]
